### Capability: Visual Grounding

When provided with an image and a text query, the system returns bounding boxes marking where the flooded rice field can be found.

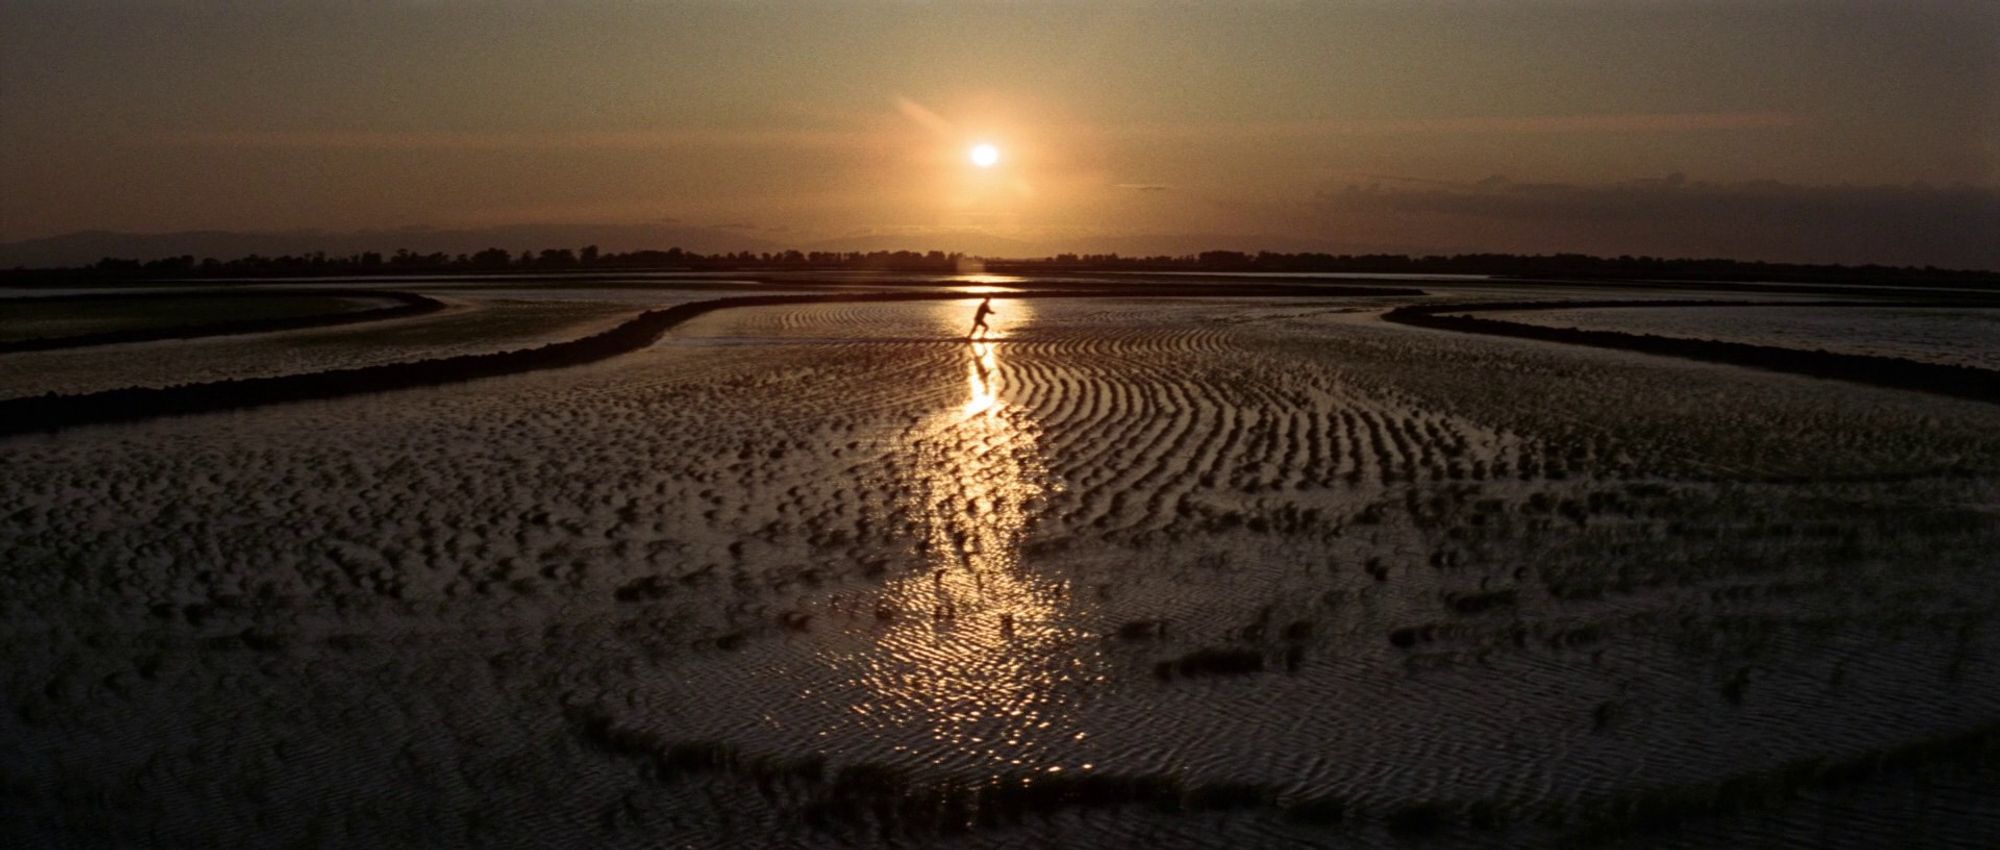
[4,285,1998,848]
[1486,304,2000,372]
[0,297,639,398]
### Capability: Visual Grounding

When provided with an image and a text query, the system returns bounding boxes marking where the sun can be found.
[969,143,1000,168]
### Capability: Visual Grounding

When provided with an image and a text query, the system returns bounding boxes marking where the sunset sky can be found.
[3,1,1995,266]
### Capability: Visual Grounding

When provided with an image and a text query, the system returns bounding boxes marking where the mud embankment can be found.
[0,289,448,354]
[1384,300,2000,405]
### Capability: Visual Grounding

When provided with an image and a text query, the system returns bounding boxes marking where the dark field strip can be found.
[567,703,2000,844]
[0,289,446,353]
[0,284,1414,437]
[1384,299,2000,405]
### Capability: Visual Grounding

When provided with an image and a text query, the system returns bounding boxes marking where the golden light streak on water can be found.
[962,340,999,417]
[946,274,1027,292]
[837,299,1104,775]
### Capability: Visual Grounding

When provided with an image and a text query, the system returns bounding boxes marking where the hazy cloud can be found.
[155,127,880,151]
[894,97,959,138]
[1305,176,2000,268]
[1094,112,1801,142]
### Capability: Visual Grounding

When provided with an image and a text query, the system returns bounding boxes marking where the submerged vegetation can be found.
[5,282,1998,846]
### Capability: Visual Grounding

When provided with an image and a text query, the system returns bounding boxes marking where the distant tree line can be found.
[8,246,1997,287]
[63,246,973,277]
[998,250,2000,286]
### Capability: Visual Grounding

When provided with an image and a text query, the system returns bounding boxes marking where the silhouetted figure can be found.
[968,297,996,339]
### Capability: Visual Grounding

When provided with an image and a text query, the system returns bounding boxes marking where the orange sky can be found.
[3,1,1995,264]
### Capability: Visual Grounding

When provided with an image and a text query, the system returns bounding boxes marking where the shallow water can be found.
[0,296,637,398]
[1487,304,2000,371]
[3,291,1997,847]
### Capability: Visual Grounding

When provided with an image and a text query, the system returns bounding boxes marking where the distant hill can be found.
[804,231,1453,259]
[804,232,1045,258]
[1069,233,1464,259]
[0,223,781,269]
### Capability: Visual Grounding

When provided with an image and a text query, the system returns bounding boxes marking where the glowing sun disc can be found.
[970,143,1000,168]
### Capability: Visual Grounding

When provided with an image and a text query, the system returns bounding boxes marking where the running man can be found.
[968,297,996,340]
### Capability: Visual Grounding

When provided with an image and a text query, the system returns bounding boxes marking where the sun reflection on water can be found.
[946,274,1027,290]
[962,341,999,417]
[839,299,1102,774]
